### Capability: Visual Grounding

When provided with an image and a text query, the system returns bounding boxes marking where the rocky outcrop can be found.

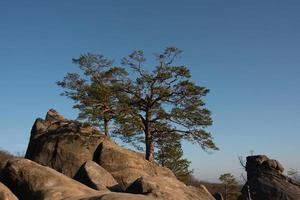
[0,158,96,200]
[45,109,65,121]
[95,139,175,189]
[0,156,212,200]
[126,176,159,194]
[0,182,18,200]
[0,158,154,200]
[4,110,300,200]
[74,160,121,191]
[25,109,106,178]
[21,109,215,200]
[239,155,300,200]
[97,140,214,200]
[125,176,215,200]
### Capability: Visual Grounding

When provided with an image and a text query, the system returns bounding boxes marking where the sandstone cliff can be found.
[0,109,214,200]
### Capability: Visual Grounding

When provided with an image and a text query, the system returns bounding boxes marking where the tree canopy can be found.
[116,47,217,161]
[57,53,127,136]
[57,47,217,162]
[219,173,240,200]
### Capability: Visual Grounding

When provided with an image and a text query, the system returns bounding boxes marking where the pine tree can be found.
[155,129,193,183]
[219,173,240,200]
[58,47,217,162]
[115,47,217,161]
[57,53,127,136]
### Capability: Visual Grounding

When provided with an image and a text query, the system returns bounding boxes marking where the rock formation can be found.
[0,158,153,200]
[74,160,121,191]
[239,155,300,200]
[0,182,18,200]
[17,109,214,200]
[0,158,96,199]
[25,109,106,178]
[3,110,300,200]
[95,139,175,189]
[125,176,214,200]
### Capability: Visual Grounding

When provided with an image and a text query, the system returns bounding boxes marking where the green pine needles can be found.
[57,47,218,164]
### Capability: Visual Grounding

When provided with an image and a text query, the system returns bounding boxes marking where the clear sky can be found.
[0,0,299,182]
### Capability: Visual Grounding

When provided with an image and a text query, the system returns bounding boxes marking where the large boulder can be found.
[24,110,215,200]
[95,139,175,189]
[125,176,215,200]
[0,158,97,200]
[25,109,106,178]
[0,158,155,200]
[239,155,300,200]
[25,109,175,188]
[74,160,121,191]
[0,182,18,200]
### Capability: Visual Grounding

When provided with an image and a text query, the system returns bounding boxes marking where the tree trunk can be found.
[104,118,109,136]
[145,132,154,162]
[144,110,154,162]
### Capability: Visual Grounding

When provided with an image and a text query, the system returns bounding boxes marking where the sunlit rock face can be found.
[73,160,121,191]
[25,109,106,178]
[238,155,300,200]
[0,158,154,200]
[20,109,215,200]
[0,158,96,199]
[0,182,18,200]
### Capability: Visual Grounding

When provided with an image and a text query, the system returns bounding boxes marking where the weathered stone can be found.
[74,160,121,191]
[125,176,215,200]
[0,158,155,200]
[125,176,159,194]
[0,182,18,200]
[24,110,215,200]
[45,109,65,121]
[261,159,284,173]
[25,110,105,178]
[239,155,300,200]
[24,110,174,188]
[95,139,175,189]
[0,158,97,200]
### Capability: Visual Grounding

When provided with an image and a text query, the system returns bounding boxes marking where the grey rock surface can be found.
[239,155,300,200]
[0,158,96,200]
[25,109,105,178]
[74,160,121,191]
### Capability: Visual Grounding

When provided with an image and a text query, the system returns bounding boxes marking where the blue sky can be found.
[0,0,299,182]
